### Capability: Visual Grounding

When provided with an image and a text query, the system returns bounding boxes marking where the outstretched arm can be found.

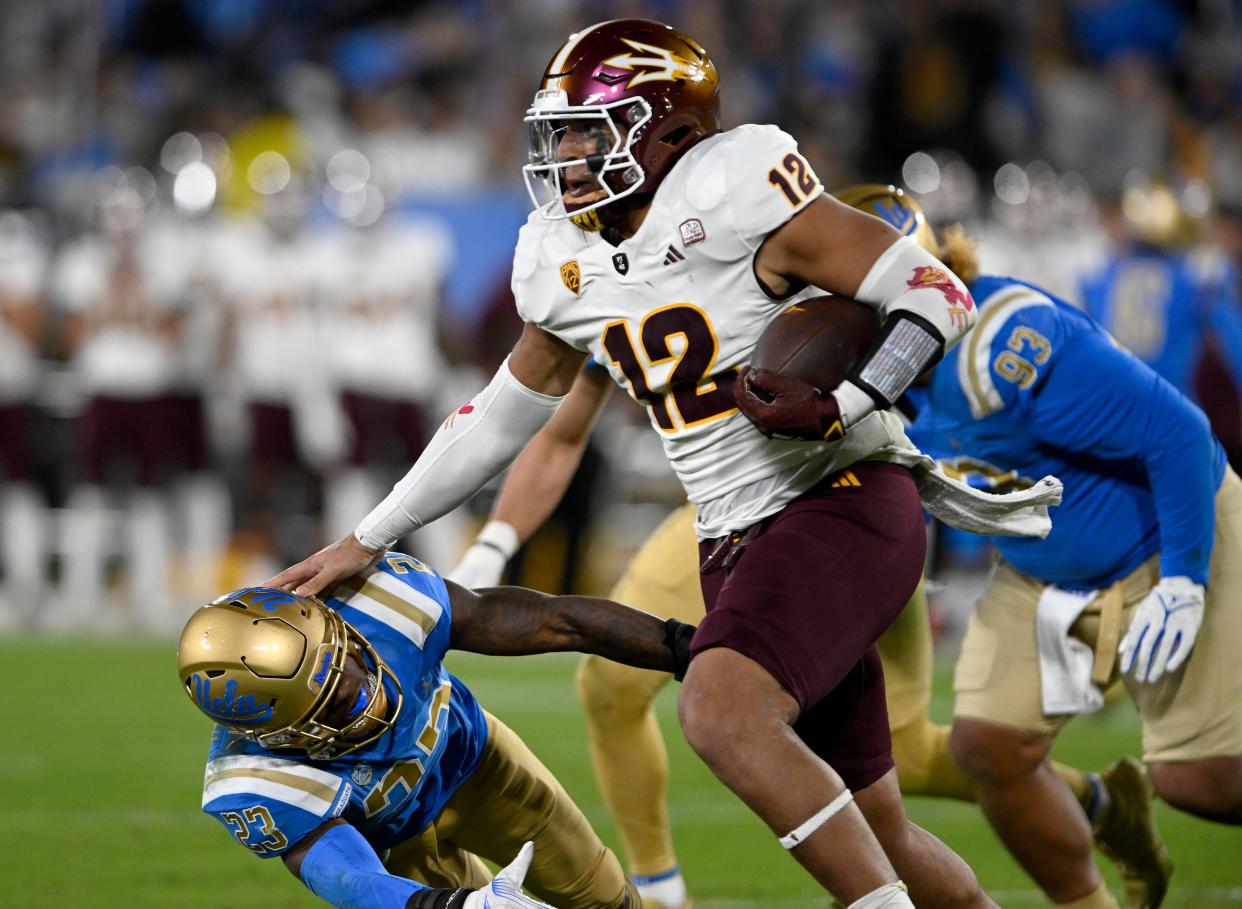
[268,324,585,597]
[284,819,552,909]
[451,364,613,587]
[447,580,694,678]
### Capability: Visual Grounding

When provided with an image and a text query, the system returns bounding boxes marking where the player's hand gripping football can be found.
[266,533,384,598]
[1118,575,1205,684]
[463,842,552,909]
[734,367,845,442]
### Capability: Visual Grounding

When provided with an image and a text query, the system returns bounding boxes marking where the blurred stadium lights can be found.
[902,151,940,194]
[172,161,217,215]
[1182,179,1212,218]
[160,132,202,175]
[326,149,371,193]
[246,150,292,195]
[993,162,1030,206]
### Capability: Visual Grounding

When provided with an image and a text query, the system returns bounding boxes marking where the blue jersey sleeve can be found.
[1022,321,1220,584]
[201,754,351,859]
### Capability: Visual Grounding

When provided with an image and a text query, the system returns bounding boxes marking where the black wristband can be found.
[850,311,945,409]
[406,887,474,909]
[664,618,696,682]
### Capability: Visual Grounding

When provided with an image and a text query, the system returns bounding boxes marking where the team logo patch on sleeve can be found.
[559,260,581,294]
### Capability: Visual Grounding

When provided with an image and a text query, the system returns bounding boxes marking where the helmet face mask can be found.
[525,19,721,232]
[179,588,403,761]
[523,93,651,228]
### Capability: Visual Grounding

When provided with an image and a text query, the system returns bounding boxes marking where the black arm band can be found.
[406,886,473,909]
[850,311,945,409]
[664,618,696,682]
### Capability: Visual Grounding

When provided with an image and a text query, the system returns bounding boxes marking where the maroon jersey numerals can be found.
[602,304,738,431]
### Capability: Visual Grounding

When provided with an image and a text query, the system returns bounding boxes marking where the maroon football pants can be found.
[694,461,926,790]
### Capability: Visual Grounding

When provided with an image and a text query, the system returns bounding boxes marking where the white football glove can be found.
[447,521,519,589]
[463,841,551,909]
[1118,575,1205,684]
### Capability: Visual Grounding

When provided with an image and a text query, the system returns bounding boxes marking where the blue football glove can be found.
[1118,576,1205,684]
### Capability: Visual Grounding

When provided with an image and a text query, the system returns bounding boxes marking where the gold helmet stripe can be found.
[335,570,441,645]
[204,766,341,805]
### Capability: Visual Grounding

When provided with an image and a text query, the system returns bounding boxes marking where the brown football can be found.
[749,295,880,391]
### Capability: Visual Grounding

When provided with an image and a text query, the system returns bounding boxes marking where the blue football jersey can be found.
[1079,246,1242,398]
[911,275,1225,590]
[200,554,489,858]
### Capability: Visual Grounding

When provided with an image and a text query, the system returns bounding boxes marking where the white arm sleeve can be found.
[831,236,979,425]
[853,236,978,350]
[354,358,564,550]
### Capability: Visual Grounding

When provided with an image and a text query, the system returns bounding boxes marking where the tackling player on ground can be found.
[271,19,1034,908]
[178,554,696,909]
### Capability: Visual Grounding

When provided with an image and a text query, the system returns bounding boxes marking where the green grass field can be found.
[3,637,1239,908]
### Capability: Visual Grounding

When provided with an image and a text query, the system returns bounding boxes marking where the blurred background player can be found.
[0,209,50,626]
[53,188,187,630]
[179,559,695,908]
[315,210,462,569]
[1080,177,1242,465]
[209,175,349,579]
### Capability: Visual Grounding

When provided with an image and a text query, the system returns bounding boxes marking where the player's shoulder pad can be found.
[331,553,449,650]
[512,208,592,326]
[682,124,823,250]
[956,276,1066,418]
[202,753,350,825]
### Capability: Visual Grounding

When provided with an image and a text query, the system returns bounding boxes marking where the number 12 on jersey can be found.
[602,304,739,432]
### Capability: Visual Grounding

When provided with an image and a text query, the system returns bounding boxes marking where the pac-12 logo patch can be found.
[612,252,630,275]
[351,764,373,787]
[679,218,706,246]
[559,260,581,294]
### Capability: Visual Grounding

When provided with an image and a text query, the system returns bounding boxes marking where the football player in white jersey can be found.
[273,19,995,909]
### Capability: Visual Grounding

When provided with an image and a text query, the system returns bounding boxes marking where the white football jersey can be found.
[513,124,903,538]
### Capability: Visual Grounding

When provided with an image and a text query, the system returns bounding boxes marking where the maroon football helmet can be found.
[524,19,721,231]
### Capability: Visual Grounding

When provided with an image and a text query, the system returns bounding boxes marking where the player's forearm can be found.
[295,822,471,909]
[491,431,590,542]
[846,237,977,422]
[354,358,565,550]
[1141,386,1218,584]
[460,586,691,674]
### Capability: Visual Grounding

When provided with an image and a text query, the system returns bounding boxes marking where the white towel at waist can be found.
[1036,586,1104,716]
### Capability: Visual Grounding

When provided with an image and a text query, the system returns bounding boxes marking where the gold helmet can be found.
[177,587,402,760]
[834,184,941,257]
[1121,177,1209,250]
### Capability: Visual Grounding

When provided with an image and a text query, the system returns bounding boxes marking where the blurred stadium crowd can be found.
[2,0,1242,633]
